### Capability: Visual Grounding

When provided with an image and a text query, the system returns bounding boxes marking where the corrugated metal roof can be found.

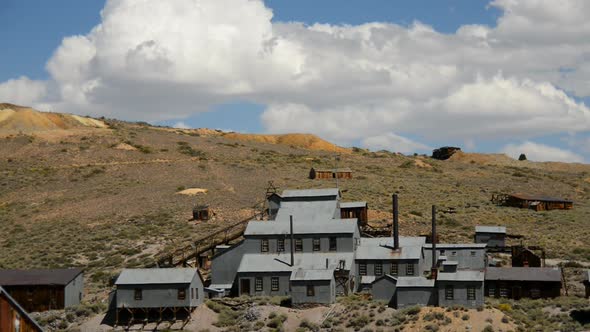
[290,268,334,281]
[244,218,358,236]
[475,226,506,234]
[509,193,573,203]
[356,237,425,260]
[360,276,377,284]
[237,252,355,273]
[281,188,340,198]
[274,200,339,222]
[0,286,44,331]
[115,268,199,285]
[340,201,367,209]
[423,243,487,249]
[0,268,83,286]
[396,277,435,288]
[485,267,562,282]
[437,270,484,281]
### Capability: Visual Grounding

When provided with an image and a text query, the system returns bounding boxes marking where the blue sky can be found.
[0,0,589,162]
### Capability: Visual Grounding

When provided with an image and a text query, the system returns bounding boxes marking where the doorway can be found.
[240,279,250,296]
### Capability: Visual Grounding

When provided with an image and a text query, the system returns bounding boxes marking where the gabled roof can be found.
[485,267,562,282]
[115,268,200,285]
[281,188,340,198]
[356,237,425,260]
[508,193,573,203]
[0,268,83,286]
[475,226,506,234]
[339,201,367,209]
[274,200,340,222]
[437,270,484,282]
[0,286,44,331]
[244,218,358,236]
[371,274,398,284]
[237,252,355,274]
[290,268,334,281]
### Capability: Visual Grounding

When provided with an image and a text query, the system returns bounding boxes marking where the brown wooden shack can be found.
[503,193,573,211]
[0,286,43,332]
[0,268,84,312]
[340,201,368,225]
[511,246,543,267]
[193,205,212,221]
[485,267,562,299]
[309,168,352,180]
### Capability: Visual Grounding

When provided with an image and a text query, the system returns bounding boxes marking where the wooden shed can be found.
[495,193,573,211]
[0,268,84,312]
[511,246,542,268]
[485,267,562,299]
[309,168,352,180]
[0,286,43,332]
[340,201,368,225]
[192,205,212,221]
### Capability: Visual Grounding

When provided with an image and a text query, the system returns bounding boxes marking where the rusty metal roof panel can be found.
[0,268,83,286]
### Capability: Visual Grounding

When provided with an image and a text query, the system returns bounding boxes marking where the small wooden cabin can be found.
[0,268,84,312]
[340,201,368,225]
[502,193,573,211]
[0,286,43,332]
[511,246,542,268]
[192,205,212,221]
[309,168,352,180]
[485,267,562,299]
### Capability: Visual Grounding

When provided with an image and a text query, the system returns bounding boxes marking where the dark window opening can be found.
[278,239,285,252]
[134,288,142,301]
[178,288,186,300]
[467,287,476,300]
[295,239,303,251]
[261,239,269,252]
[359,263,367,276]
[391,263,399,276]
[307,285,315,296]
[375,263,383,276]
[329,237,337,251]
[445,285,454,300]
[313,238,321,251]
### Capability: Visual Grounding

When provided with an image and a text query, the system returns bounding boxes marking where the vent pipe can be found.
[290,215,295,267]
[431,205,438,279]
[393,194,399,250]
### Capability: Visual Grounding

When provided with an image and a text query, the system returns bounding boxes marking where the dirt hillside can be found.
[222,132,351,154]
[0,103,108,136]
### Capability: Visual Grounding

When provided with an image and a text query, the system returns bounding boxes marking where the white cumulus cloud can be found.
[362,133,431,154]
[501,141,585,163]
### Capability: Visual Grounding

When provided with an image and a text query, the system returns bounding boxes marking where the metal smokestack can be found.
[290,215,295,267]
[393,194,399,250]
[431,205,438,278]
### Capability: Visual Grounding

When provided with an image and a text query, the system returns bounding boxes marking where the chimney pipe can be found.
[393,194,399,250]
[431,205,438,278]
[326,258,329,269]
[290,215,295,267]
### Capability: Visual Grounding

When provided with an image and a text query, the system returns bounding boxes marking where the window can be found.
[488,286,496,297]
[499,285,508,298]
[271,277,279,291]
[134,288,142,300]
[375,263,383,276]
[313,238,321,251]
[306,285,315,297]
[406,264,414,276]
[445,285,454,300]
[277,239,285,252]
[255,277,263,291]
[359,263,367,276]
[178,288,186,300]
[191,288,194,299]
[329,237,337,251]
[261,239,269,252]
[338,260,346,269]
[530,288,540,299]
[295,239,303,251]
[195,288,199,299]
[470,251,476,257]
[390,263,399,276]
[467,286,476,300]
[451,251,457,256]
[440,250,445,255]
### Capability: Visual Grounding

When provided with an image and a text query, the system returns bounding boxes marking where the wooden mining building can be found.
[492,193,573,211]
[0,286,43,332]
[309,168,352,180]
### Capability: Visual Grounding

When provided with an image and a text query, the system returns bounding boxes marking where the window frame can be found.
[375,263,383,276]
[313,238,321,251]
[255,277,263,291]
[329,237,337,251]
[306,285,315,297]
[271,277,279,291]
[445,285,454,300]
[390,263,399,276]
[261,239,269,252]
[277,238,285,252]
[178,288,186,300]
[359,263,367,276]
[467,286,476,300]
[134,288,142,301]
[295,238,303,252]
[406,264,414,276]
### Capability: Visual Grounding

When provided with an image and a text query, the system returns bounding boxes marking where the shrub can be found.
[482,325,494,332]
[299,318,319,331]
[498,303,512,312]
[462,314,470,321]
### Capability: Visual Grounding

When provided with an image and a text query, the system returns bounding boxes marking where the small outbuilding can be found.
[340,201,368,225]
[474,226,506,247]
[0,268,84,312]
[309,168,352,180]
[394,277,436,309]
[583,270,590,299]
[114,268,204,324]
[290,269,336,305]
[485,267,562,299]
[436,264,485,308]
[0,286,43,332]
[511,246,543,268]
[501,193,573,211]
[371,275,397,307]
[192,205,212,221]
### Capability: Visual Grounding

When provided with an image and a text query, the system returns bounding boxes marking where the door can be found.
[512,286,522,300]
[240,279,250,296]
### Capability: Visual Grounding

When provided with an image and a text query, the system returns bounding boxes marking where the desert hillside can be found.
[0,103,108,136]
[1,105,589,330]
[221,132,351,154]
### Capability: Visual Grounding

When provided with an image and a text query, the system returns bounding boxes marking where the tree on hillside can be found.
[518,153,527,161]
